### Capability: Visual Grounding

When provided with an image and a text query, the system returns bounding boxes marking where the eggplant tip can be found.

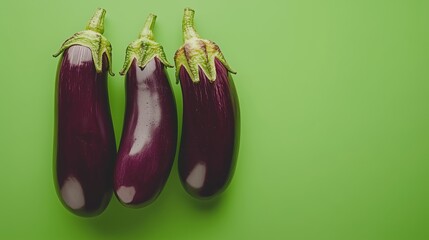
[184,7,195,13]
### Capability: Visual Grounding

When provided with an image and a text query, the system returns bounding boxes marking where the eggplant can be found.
[53,8,116,216]
[114,14,177,207]
[174,8,240,199]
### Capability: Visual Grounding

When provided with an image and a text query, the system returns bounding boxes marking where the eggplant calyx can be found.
[120,14,172,76]
[53,8,114,76]
[174,8,236,84]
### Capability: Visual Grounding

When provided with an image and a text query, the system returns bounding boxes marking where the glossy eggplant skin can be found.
[178,58,240,199]
[114,58,177,207]
[54,45,116,216]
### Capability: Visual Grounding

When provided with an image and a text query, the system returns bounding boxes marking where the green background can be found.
[1,0,428,239]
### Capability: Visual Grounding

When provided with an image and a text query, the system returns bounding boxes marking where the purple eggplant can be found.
[174,8,240,199]
[114,14,177,207]
[53,8,116,216]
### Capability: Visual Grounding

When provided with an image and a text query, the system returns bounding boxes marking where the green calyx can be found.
[120,14,172,75]
[53,8,114,76]
[174,8,236,83]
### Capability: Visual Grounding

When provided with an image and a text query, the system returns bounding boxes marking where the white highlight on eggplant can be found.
[186,163,206,189]
[141,58,156,76]
[67,46,92,66]
[129,59,161,156]
[116,186,136,203]
[61,176,85,210]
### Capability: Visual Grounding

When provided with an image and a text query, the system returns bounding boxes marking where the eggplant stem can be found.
[120,14,172,75]
[54,8,113,75]
[174,8,236,83]
[139,14,156,40]
[86,8,106,34]
[183,8,199,41]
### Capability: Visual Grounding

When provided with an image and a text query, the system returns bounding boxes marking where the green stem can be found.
[119,13,172,75]
[54,8,113,75]
[183,8,199,41]
[139,14,156,40]
[174,8,236,83]
[86,8,106,34]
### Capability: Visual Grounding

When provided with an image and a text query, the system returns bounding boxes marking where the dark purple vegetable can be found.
[53,8,116,217]
[114,14,177,207]
[174,8,240,199]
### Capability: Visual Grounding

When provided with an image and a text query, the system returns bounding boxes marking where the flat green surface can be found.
[1,0,429,239]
